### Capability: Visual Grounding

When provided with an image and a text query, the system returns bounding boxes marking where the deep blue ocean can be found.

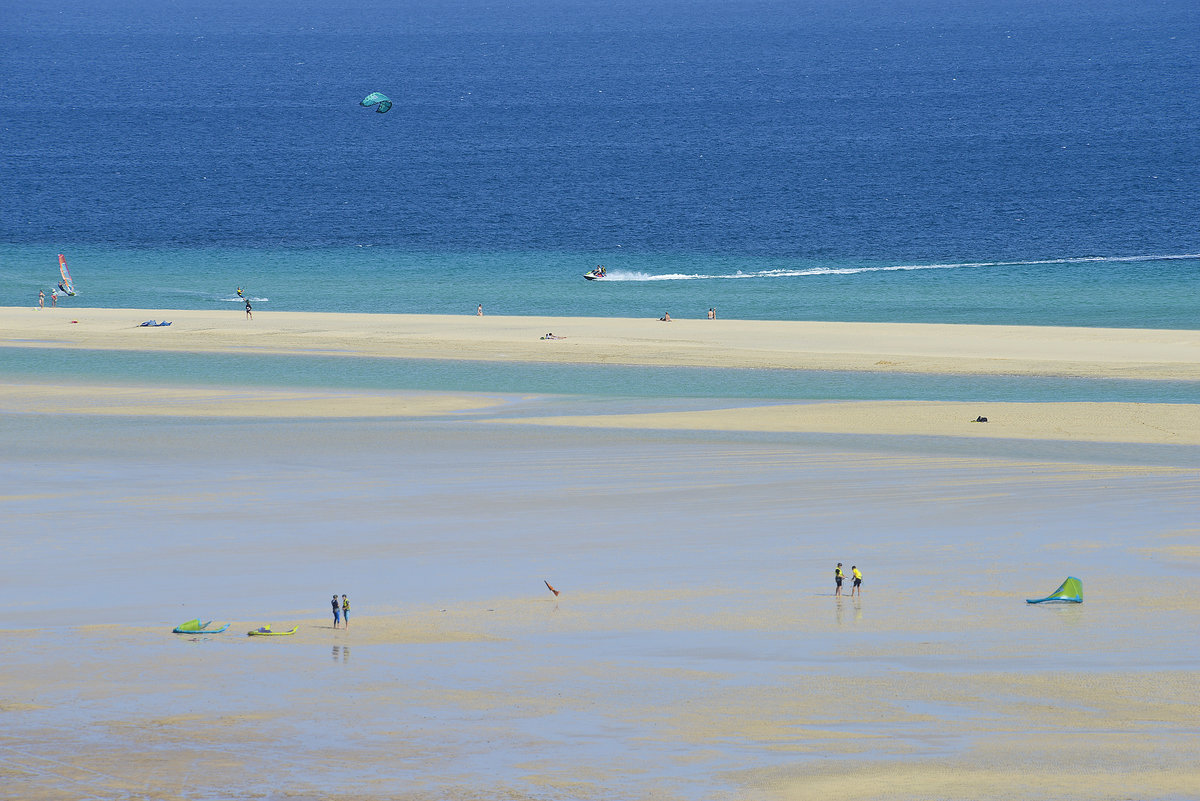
[2,0,1197,324]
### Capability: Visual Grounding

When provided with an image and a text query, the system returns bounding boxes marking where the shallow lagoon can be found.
[3,416,1199,799]
[4,345,1200,404]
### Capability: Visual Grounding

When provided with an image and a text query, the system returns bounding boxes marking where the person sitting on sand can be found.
[659,312,671,322]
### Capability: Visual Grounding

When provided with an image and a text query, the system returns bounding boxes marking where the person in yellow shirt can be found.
[834,563,844,597]
[850,565,862,597]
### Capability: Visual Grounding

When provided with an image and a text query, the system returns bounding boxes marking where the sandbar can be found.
[4,306,1200,379]
[1,379,1197,447]
[0,382,503,418]
[508,400,1200,445]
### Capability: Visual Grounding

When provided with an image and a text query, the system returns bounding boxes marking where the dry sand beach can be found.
[5,305,1200,379]
[2,307,1199,800]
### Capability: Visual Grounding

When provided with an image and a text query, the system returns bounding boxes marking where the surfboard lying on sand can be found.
[247,625,299,636]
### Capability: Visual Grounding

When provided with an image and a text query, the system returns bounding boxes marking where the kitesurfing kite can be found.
[172,619,229,634]
[544,580,560,597]
[1026,576,1083,604]
[360,92,392,113]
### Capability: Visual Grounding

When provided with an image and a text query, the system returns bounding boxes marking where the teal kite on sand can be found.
[1026,576,1083,604]
[360,92,392,113]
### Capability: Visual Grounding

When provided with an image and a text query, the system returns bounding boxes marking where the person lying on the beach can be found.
[540,333,563,339]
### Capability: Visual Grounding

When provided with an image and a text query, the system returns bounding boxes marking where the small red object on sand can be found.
[544,580,560,597]
[70,320,79,323]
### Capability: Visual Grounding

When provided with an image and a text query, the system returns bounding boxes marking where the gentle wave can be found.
[600,253,1200,282]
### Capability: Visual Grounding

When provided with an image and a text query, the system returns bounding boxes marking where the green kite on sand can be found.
[172,619,229,634]
[1026,576,1083,604]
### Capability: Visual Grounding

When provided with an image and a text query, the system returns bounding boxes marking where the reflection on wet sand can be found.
[835,598,863,626]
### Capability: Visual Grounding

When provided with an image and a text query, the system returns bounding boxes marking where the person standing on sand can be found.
[244,298,252,319]
[51,289,57,308]
[851,565,862,597]
[332,594,341,628]
[341,594,350,628]
[835,562,844,597]
[38,290,44,309]
[477,303,483,316]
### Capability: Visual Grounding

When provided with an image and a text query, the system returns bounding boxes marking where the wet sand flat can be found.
[2,410,1199,800]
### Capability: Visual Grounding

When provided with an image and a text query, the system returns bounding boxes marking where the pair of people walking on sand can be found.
[331,594,350,628]
[834,562,862,597]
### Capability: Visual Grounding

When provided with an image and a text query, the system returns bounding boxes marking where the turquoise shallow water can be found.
[3,345,1199,403]
[3,246,1199,328]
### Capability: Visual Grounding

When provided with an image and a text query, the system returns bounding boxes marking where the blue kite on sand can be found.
[1026,576,1083,604]
[140,320,172,327]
